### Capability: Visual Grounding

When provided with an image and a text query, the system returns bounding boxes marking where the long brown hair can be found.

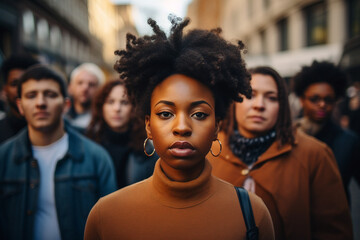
[222,66,295,146]
[86,79,146,151]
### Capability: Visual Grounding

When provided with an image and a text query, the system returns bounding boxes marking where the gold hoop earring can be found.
[210,139,222,157]
[144,138,156,157]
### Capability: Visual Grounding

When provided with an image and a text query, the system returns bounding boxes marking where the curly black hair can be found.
[1,53,40,85]
[114,17,252,120]
[293,61,348,99]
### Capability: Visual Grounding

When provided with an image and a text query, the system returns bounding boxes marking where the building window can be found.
[305,1,327,46]
[248,0,253,19]
[278,18,288,51]
[50,26,61,50]
[22,10,35,36]
[349,0,360,38]
[37,19,49,43]
[260,30,267,54]
[263,0,270,9]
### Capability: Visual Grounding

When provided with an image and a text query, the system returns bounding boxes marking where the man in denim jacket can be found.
[0,65,117,240]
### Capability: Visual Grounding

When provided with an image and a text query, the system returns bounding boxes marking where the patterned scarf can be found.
[229,130,276,166]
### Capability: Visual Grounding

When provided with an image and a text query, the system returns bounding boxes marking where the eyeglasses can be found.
[305,95,336,105]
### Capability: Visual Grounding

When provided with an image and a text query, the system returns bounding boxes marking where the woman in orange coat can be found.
[84,16,274,240]
[208,66,353,240]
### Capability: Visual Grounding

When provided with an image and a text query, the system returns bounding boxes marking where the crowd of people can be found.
[0,15,359,240]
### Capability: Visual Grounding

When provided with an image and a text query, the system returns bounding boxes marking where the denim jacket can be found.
[0,126,117,240]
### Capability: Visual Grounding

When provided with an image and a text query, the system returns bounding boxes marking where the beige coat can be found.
[208,130,353,240]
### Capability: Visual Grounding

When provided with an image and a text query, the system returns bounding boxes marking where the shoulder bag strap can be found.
[234,186,259,240]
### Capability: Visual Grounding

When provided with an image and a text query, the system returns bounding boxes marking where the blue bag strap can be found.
[234,186,259,240]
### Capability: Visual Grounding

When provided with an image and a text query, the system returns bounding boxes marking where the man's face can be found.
[17,79,69,132]
[4,69,25,108]
[68,70,99,106]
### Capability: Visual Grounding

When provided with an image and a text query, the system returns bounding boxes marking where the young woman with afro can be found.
[84,15,275,240]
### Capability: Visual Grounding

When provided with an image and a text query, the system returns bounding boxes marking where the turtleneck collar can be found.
[150,159,215,209]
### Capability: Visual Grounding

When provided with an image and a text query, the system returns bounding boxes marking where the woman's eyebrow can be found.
[154,100,175,107]
[191,100,213,109]
[154,100,213,109]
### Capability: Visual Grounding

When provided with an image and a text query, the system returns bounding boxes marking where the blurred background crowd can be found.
[0,0,359,238]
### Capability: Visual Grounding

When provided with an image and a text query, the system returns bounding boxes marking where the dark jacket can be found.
[0,126,117,240]
[313,120,360,197]
[0,111,27,144]
[99,127,157,189]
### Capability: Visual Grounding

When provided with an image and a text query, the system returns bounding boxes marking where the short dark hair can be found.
[17,65,68,98]
[114,17,252,120]
[293,60,348,99]
[1,53,40,84]
[248,66,295,146]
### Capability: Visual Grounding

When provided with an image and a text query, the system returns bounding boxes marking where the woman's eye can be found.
[106,99,114,104]
[156,111,173,119]
[268,96,278,102]
[192,112,208,120]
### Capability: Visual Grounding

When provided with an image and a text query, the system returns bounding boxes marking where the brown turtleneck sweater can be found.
[84,159,274,240]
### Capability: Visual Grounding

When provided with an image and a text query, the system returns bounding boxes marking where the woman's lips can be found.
[315,111,327,118]
[111,117,123,121]
[169,141,195,157]
[248,116,265,122]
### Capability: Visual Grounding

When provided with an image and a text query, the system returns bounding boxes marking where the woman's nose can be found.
[318,100,327,108]
[113,102,121,111]
[252,95,265,110]
[173,113,192,136]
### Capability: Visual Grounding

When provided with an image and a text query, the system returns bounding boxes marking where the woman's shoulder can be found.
[293,129,333,155]
[292,129,338,169]
[295,129,327,148]
[96,178,150,208]
[212,177,269,212]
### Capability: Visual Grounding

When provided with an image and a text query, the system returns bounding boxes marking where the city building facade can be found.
[188,0,360,80]
[0,0,136,79]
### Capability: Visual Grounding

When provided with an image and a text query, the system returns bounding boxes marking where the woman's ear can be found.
[145,115,152,139]
[214,119,222,140]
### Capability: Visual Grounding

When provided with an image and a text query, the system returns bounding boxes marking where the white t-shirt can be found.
[32,133,69,240]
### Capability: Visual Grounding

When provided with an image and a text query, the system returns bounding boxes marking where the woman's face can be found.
[103,85,132,133]
[300,82,335,123]
[145,74,219,181]
[235,73,279,138]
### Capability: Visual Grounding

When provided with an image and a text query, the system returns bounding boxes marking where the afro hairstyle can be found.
[1,53,40,85]
[114,16,252,120]
[293,60,348,99]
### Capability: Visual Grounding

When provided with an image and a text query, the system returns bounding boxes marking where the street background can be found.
[0,0,359,238]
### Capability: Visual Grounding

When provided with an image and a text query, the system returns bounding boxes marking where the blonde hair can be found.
[70,63,105,85]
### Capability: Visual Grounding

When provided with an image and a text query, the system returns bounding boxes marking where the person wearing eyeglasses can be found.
[293,60,360,201]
